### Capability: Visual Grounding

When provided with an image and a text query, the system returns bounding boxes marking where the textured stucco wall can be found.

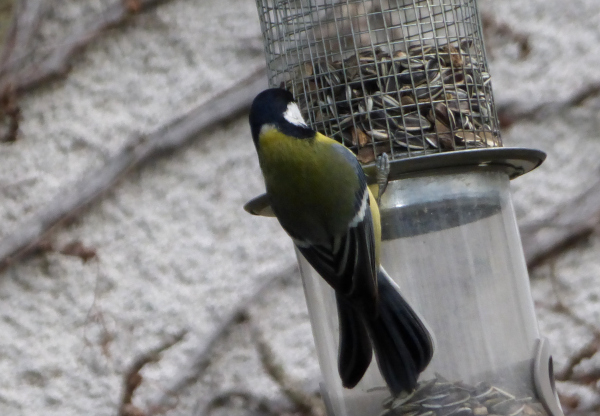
[0,0,599,415]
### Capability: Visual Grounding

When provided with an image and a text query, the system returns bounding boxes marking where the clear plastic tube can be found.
[298,168,551,416]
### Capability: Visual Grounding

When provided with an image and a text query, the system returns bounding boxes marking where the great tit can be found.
[249,88,433,395]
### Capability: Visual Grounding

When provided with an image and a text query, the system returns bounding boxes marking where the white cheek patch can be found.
[283,102,308,127]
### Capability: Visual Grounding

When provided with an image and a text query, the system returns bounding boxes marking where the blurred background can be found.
[0,0,599,415]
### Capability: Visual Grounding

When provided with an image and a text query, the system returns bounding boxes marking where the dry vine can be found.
[0,67,267,273]
[119,330,188,416]
[252,324,325,416]
[521,175,600,268]
[533,264,600,415]
[0,0,177,142]
[0,0,173,95]
[496,81,600,129]
[198,390,276,416]
[0,0,49,142]
[144,265,299,415]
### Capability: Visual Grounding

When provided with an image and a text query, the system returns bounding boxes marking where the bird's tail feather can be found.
[336,293,373,388]
[365,267,434,395]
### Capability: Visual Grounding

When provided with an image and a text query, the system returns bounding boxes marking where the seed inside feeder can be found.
[380,374,549,416]
[288,43,501,163]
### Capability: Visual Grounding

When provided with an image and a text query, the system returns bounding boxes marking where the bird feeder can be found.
[246,1,564,415]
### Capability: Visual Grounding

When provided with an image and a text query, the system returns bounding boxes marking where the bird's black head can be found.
[249,88,314,147]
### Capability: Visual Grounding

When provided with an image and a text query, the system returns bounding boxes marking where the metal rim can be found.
[363,147,546,181]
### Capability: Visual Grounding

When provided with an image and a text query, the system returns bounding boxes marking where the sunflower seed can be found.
[287,42,501,161]
[366,129,389,140]
[379,376,549,416]
[394,130,426,150]
[490,399,525,416]
[400,112,431,131]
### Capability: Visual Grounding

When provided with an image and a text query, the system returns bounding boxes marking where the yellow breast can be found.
[257,128,358,236]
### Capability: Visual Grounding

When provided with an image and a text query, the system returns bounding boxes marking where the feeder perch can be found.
[246,1,563,415]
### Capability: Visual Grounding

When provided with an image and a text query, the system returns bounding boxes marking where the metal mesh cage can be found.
[255,0,501,164]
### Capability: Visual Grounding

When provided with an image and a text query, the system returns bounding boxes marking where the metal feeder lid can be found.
[363,147,546,181]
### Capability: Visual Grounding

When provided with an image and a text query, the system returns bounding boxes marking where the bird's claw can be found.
[376,153,390,205]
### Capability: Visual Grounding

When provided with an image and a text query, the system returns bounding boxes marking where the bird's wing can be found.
[295,147,378,305]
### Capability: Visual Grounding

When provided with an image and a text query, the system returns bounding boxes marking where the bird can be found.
[248,87,434,395]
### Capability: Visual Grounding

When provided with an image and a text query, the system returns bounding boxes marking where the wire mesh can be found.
[255,0,501,163]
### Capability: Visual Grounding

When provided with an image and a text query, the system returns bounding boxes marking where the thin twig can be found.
[520,176,600,269]
[534,265,600,383]
[198,390,277,416]
[119,330,188,416]
[0,0,172,94]
[0,68,267,273]
[146,265,298,415]
[547,264,600,338]
[252,324,325,416]
[554,339,600,382]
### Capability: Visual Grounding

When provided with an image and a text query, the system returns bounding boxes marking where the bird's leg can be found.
[376,153,390,205]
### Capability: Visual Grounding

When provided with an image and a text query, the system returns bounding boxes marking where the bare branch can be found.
[0,1,178,142]
[119,330,188,416]
[0,0,172,94]
[520,176,600,269]
[554,339,600,382]
[0,85,20,142]
[146,265,299,415]
[0,0,49,75]
[0,68,267,273]
[497,81,600,129]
